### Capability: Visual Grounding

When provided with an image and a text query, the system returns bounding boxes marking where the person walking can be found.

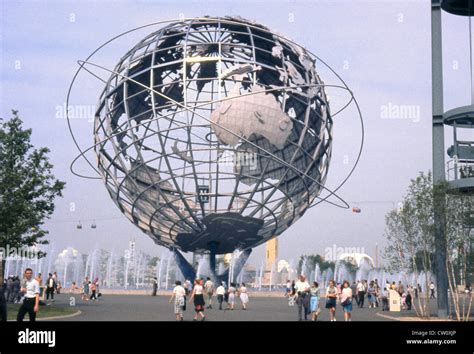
[35,273,42,287]
[204,277,214,309]
[152,277,158,296]
[295,275,310,321]
[189,279,206,321]
[52,272,58,294]
[325,280,338,322]
[12,276,21,303]
[356,280,366,308]
[89,280,97,301]
[398,282,405,297]
[309,281,320,321]
[216,282,226,310]
[288,280,296,306]
[238,282,249,310]
[6,276,13,303]
[45,273,55,303]
[406,287,412,310]
[227,283,237,310]
[285,280,291,297]
[169,280,186,321]
[367,281,377,308]
[374,279,380,307]
[340,281,353,321]
[17,268,40,322]
[350,281,357,305]
[429,282,436,299]
[381,287,390,311]
[82,277,90,301]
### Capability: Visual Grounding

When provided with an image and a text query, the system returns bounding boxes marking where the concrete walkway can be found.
[46,293,396,321]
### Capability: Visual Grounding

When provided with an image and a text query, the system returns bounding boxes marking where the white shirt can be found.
[295,280,310,292]
[173,285,186,298]
[204,280,213,291]
[194,284,203,295]
[357,282,366,291]
[24,278,40,298]
[216,286,225,295]
[430,284,435,290]
[47,278,54,288]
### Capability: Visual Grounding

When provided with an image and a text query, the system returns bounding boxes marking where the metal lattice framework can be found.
[90,16,334,254]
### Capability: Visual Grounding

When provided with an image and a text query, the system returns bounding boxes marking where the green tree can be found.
[0,110,65,282]
[383,171,473,320]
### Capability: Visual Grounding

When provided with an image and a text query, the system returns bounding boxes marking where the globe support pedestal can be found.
[172,248,252,285]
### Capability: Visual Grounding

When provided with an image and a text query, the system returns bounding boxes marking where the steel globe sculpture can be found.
[69,16,362,281]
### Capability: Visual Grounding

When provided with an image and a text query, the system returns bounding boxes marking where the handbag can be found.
[341,297,351,306]
[178,296,186,311]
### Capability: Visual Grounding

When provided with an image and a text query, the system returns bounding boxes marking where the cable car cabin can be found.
[76,223,82,229]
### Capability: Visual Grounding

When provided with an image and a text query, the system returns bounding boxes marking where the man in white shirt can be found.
[45,273,55,303]
[17,268,40,322]
[216,283,226,310]
[429,282,436,299]
[356,280,366,308]
[295,275,310,321]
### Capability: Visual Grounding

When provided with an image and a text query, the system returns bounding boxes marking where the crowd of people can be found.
[1,267,453,323]
[0,268,104,322]
[3,271,62,305]
[77,276,101,301]
[0,268,42,321]
[168,277,250,321]
[284,276,439,321]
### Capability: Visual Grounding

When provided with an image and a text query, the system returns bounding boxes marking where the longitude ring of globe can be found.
[66,17,364,217]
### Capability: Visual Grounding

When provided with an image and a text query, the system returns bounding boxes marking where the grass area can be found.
[7,303,78,321]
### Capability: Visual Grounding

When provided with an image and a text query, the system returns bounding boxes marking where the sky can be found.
[0,0,472,266]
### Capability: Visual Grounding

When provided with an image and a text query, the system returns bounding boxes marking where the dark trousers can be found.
[382,297,389,311]
[217,295,224,310]
[152,286,157,296]
[17,298,36,322]
[46,287,54,300]
[430,290,435,299]
[358,291,365,308]
[90,290,97,300]
[297,294,309,320]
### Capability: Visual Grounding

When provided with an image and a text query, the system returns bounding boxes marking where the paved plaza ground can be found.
[40,293,417,321]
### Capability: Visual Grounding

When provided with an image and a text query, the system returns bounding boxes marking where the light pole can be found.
[431,0,449,319]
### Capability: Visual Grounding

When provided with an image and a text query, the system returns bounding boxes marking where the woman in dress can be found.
[325,280,338,322]
[189,279,206,321]
[340,281,353,321]
[238,282,249,310]
[367,281,377,308]
[227,283,237,310]
[309,281,320,321]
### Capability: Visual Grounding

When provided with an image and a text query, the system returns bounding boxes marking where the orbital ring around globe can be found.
[66,17,364,255]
